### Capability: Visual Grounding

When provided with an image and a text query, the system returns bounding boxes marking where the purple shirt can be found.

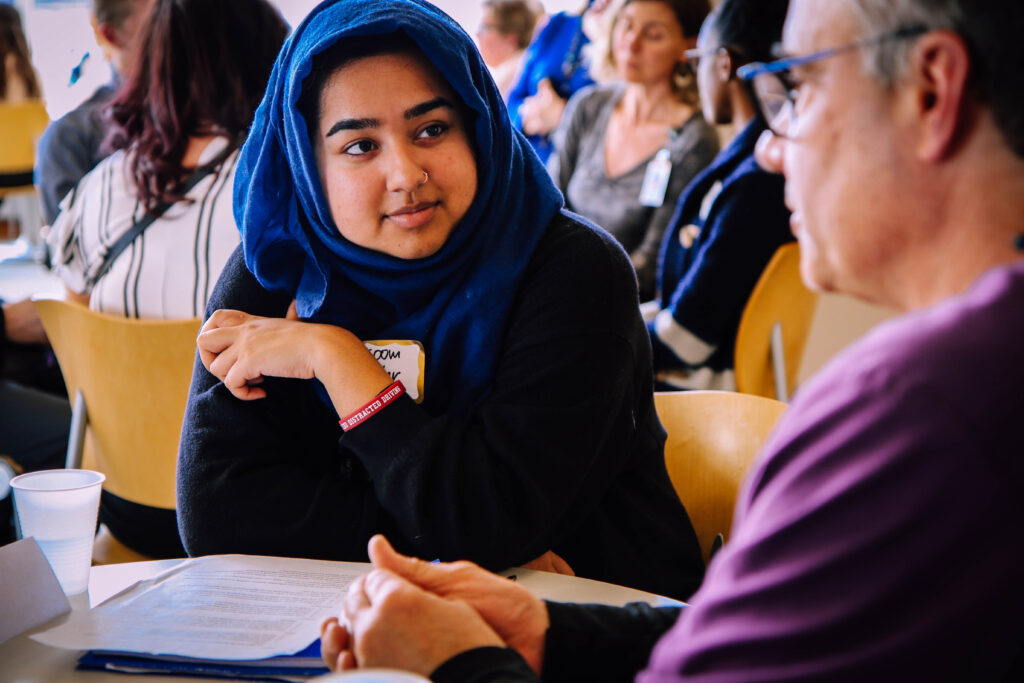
[641,258,1024,681]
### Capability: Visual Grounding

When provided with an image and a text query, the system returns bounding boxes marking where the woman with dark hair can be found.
[47,0,288,319]
[0,2,43,233]
[177,0,704,601]
[44,0,288,558]
[548,0,719,301]
[645,0,793,391]
[0,4,40,103]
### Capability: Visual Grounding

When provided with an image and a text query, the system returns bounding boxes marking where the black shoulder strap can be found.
[89,141,237,287]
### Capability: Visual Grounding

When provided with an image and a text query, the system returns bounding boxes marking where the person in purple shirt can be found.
[318,0,1024,680]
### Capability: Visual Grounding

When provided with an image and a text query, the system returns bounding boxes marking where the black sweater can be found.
[176,212,703,600]
[432,602,682,683]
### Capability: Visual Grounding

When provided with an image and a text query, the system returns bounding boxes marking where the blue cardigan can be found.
[506,12,594,164]
[649,120,794,377]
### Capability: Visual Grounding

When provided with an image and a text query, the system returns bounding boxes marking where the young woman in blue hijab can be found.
[177,0,703,600]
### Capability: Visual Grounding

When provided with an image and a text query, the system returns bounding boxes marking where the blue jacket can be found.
[506,12,594,164]
[649,119,794,375]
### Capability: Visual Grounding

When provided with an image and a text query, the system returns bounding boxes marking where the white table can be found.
[0,559,680,682]
[0,256,62,301]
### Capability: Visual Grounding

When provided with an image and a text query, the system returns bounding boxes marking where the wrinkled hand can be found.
[521,550,575,576]
[366,535,550,674]
[519,79,567,136]
[320,616,355,672]
[2,299,47,344]
[323,569,505,676]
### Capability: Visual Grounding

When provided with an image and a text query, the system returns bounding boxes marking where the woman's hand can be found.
[366,535,550,674]
[521,550,575,576]
[329,569,505,675]
[196,306,392,415]
[519,79,567,137]
[2,299,48,344]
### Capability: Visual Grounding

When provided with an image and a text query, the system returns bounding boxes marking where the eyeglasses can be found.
[736,25,927,139]
[683,46,720,70]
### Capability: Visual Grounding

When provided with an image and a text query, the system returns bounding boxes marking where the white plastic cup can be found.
[10,469,105,595]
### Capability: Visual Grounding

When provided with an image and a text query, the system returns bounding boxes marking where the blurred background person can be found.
[477,0,541,101]
[549,0,716,300]
[35,0,155,227]
[0,2,40,105]
[0,3,67,547]
[0,3,44,243]
[41,0,288,558]
[0,297,71,545]
[645,0,794,390]
[507,0,615,163]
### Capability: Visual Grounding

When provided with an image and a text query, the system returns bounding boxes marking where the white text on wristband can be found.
[339,380,406,431]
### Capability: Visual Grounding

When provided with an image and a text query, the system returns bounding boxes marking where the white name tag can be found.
[639,149,673,207]
[364,340,424,402]
[698,180,724,221]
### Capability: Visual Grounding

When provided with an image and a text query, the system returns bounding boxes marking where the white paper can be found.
[32,554,368,660]
[0,537,71,643]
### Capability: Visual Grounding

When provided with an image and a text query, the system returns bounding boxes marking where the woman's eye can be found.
[418,123,449,140]
[342,139,377,156]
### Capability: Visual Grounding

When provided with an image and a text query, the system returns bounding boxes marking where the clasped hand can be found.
[196,303,393,416]
[321,535,551,677]
[519,79,567,137]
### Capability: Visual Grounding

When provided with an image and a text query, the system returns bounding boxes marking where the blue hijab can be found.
[234,0,563,416]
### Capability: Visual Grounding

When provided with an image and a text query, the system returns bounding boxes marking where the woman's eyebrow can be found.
[326,117,378,137]
[405,96,456,120]
[324,97,455,138]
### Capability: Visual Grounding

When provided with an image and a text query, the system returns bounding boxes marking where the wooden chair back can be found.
[0,101,49,197]
[32,298,200,510]
[654,390,787,564]
[734,243,818,401]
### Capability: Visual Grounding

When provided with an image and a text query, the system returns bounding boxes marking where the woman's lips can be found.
[385,202,439,229]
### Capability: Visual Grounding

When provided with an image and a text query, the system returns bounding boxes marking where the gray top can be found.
[35,81,118,225]
[548,83,719,298]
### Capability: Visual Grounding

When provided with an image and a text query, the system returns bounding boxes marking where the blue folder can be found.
[77,637,329,680]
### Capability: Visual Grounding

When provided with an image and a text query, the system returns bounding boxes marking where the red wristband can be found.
[339,380,406,431]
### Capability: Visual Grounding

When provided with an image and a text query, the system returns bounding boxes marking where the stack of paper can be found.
[33,554,370,679]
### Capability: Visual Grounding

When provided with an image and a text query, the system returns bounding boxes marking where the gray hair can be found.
[848,0,1024,159]
[847,0,963,86]
[92,0,150,29]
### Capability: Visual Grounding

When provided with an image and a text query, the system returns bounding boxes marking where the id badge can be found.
[639,149,672,207]
[363,339,425,402]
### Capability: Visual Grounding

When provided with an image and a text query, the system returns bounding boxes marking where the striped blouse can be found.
[47,136,241,319]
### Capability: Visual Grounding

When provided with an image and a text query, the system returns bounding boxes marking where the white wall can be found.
[273,1,582,43]
[21,0,581,120]
[797,295,894,386]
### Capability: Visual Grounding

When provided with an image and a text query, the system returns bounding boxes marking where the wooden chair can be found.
[32,298,201,563]
[654,390,787,564]
[0,101,49,198]
[734,242,818,402]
